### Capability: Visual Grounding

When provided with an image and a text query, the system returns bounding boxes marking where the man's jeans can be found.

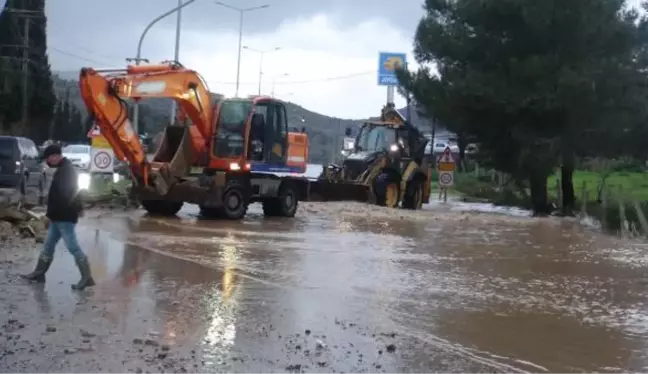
[41,221,86,261]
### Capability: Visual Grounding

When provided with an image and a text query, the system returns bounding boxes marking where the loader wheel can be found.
[220,181,249,220]
[374,172,400,208]
[141,199,183,216]
[402,179,424,210]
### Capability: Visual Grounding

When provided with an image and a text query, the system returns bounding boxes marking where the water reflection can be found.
[203,235,240,367]
[67,199,648,372]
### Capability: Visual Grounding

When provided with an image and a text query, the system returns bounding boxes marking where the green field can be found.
[548,170,648,201]
[431,169,648,203]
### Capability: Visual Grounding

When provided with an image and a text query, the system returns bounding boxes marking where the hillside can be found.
[53,72,443,163]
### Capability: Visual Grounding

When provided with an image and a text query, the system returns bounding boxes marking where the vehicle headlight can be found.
[78,172,91,190]
[389,144,399,152]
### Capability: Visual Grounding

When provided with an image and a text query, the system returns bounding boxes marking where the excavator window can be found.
[213,100,251,158]
[253,101,287,164]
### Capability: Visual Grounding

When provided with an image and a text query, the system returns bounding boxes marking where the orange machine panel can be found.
[286,132,308,173]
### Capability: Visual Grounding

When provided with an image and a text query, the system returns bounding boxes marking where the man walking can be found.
[22,144,95,290]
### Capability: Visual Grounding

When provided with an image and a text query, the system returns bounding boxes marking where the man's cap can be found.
[42,144,62,159]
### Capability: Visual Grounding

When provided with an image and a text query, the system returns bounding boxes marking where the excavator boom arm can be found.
[79,64,213,180]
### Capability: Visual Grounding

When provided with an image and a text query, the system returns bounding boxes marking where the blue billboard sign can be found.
[377,52,407,86]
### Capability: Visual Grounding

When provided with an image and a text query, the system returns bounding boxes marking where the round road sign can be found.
[93,151,112,170]
[439,171,453,186]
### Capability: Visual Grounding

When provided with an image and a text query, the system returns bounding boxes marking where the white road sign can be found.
[438,171,454,187]
[90,147,114,173]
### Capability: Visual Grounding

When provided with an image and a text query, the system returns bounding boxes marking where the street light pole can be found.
[170,0,183,124]
[213,2,270,97]
[128,0,198,134]
[271,73,289,97]
[243,46,280,96]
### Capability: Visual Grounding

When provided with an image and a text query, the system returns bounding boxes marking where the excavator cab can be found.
[209,96,308,174]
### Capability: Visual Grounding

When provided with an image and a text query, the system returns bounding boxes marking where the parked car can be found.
[62,144,92,170]
[0,136,46,193]
[425,140,460,155]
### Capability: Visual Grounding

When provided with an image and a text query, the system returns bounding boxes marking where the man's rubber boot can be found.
[71,256,95,290]
[21,255,52,283]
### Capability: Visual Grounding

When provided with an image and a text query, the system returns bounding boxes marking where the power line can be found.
[208,70,377,86]
[49,46,116,66]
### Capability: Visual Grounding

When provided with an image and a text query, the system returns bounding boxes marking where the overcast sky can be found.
[43,0,424,119]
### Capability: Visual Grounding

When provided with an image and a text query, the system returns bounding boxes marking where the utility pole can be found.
[21,18,30,129]
[3,7,42,132]
[169,0,183,123]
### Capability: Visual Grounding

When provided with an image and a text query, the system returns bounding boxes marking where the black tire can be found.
[373,172,400,208]
[219,180,249,220]
[141,199,183,216]
[263,183,299,217]
[402,179,424,210]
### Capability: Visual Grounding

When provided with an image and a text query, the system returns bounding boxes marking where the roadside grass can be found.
[547,170,648,201]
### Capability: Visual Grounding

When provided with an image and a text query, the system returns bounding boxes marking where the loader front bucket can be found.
[308,180,370,202]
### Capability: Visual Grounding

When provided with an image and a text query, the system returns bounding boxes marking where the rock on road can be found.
[1,201,648,372]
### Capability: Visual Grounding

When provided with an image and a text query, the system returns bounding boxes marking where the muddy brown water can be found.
[3,201,648,372]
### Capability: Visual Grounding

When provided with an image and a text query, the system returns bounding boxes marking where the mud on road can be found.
[2,201,648,372]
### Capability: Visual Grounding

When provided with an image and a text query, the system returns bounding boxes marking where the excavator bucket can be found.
[149,125,194,195]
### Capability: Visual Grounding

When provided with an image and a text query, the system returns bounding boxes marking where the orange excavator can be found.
[79,62,310,219]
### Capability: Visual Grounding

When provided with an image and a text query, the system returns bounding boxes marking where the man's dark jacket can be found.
[46,158,82,223]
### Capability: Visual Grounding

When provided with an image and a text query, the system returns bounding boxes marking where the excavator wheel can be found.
[220,180,250,220]
[263,182,299,217]
[141,199,183,216]
[373,172,401,208]
[402,179,424,210]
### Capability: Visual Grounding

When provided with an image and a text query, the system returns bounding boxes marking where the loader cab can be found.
[354,122,399,155]
[210,97,289,170]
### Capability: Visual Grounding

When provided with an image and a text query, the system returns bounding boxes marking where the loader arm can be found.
[79,63,213,184]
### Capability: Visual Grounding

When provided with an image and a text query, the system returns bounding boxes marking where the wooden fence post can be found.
[618,187,627,238]
[555,178,562,210]
[601,187,608,231]
[580,181,587,217]
[634,200,648,238]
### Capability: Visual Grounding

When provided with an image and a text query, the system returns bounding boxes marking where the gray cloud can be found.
[45,0,423,69]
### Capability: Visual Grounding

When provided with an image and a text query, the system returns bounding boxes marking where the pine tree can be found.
[0,0,55,142]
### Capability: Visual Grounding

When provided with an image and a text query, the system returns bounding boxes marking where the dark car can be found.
[0,136,46,193]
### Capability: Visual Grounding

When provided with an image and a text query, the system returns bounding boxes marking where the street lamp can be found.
[271,73,289,97]
[170,0,184,124]
[213,1,269,97]
[129,0,199,134]
[243,46,280,95]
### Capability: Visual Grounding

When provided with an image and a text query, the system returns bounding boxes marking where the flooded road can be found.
[3,201,648,372]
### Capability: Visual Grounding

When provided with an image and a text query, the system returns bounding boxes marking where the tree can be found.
[0,0,55,142]
[399,0,646,215]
